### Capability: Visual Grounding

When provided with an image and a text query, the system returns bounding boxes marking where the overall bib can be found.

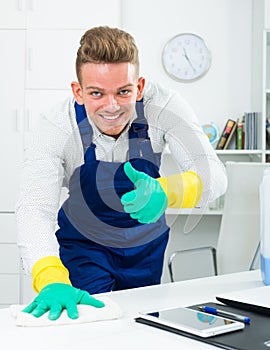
[56,101,170,294]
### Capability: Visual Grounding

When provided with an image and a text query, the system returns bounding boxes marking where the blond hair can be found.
[76,26,139,83]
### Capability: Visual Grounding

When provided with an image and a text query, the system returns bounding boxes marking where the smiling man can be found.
[71,61,144,137]
[15,26,227,321]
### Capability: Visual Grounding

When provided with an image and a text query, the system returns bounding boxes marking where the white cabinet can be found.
[0,0,121,307]
[24,90,72,141]
[0,213,17,242]
[0,245,20,274]
[0,213,20,307]
[25,30,84,89]
[26,0,121,29]
[265,0,270,28]
[0,275,20,308]
[0,30,25,212]
[0,0,120,30]
[0,0,26,28]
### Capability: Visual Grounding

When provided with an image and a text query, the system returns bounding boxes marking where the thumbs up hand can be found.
[121,162,168,224]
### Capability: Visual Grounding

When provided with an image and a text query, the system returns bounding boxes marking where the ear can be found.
[136,77,145,101]
[71,81,84,105]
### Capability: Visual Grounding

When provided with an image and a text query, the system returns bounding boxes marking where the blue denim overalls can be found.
[56,101,170,294]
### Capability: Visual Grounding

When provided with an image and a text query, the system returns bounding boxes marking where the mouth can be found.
[99,112,124,121]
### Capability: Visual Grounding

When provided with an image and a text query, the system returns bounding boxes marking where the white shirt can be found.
[15,82,227,274]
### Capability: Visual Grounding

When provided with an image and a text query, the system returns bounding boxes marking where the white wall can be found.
[121,0,253,282]
[122,0,252,131]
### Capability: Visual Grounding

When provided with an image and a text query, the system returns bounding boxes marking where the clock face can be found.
[162,33,211,82]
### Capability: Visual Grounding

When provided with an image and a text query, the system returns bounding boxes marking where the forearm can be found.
[15,204,61,273]
[16,203,72,292]
[16,162,65,274]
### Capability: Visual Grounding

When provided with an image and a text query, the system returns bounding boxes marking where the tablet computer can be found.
[135,306,244,338]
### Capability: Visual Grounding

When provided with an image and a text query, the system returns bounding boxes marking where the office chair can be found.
[168,161,267,282]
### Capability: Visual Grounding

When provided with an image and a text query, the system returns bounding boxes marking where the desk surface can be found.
[0,270,263,350]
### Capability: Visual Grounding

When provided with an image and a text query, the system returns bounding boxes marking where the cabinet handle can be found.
[27,0,34,11]
[17,0,24,11]
[25,109,31,132]
[27,48,33,71]
[15,109,23,132]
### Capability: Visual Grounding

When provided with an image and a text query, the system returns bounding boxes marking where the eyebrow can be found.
[85,83,134,91]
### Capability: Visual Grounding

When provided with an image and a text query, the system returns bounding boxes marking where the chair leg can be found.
[211,247,218,276]
[250,242,260,270]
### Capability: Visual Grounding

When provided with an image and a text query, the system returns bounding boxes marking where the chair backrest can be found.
[217,161,269,275]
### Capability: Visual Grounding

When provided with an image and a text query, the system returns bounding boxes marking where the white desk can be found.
[0,270,263,350]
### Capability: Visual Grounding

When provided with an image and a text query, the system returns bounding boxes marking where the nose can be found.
[104,95,120,113]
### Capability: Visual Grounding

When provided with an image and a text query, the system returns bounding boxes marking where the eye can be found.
[119,89,130,96]
[91,91,102,97]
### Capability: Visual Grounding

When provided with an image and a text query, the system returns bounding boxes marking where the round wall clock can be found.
[162,33,211,82]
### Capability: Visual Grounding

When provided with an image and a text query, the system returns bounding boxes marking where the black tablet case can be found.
[135,301,270,350]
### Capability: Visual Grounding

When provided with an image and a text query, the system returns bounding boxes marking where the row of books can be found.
[216,112,259,150]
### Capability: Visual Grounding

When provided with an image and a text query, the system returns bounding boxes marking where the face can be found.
[71,62,145,137]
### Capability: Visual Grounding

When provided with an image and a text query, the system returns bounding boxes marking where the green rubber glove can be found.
[121,162,168,224]
[23,283,105,320]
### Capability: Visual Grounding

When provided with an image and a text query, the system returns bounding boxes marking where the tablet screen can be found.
[144,307,234,330]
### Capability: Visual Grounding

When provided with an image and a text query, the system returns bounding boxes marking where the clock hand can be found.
[182,48,196,71]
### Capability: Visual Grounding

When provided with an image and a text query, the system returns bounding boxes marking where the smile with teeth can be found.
[100,113,122,120]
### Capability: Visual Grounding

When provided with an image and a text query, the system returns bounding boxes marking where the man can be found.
[15,26,227,321]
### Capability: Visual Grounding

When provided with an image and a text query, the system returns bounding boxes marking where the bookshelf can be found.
[251,0,270,163]
[164,1,270,216]
[204,0,270,215]
[214,1,270,163]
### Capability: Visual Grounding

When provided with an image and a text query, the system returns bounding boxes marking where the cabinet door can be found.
[0,0,26,28]
[265,0,270,28]
[24,90,72,147]
[0,275,20,305]
[0,213,20,306]
[27,0,121,29]
[0,31,25,211]
[0,245,20,274]
[20,273,36,304]
[0,214,20,273]
[0,213,16,243]
[25,29,84,89]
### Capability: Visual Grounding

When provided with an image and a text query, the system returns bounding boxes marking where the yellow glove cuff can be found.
[32,256,72,293]
[157,171,203,208]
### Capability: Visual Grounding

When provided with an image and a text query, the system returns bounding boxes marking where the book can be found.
[244,112,258,149]
[266,117,270,147]
[236,116,245,150]
[241,115,245,149]
[216,119,237,150]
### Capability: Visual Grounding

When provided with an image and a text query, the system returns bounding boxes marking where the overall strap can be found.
[74,102,96,157]
[129,100,156,163]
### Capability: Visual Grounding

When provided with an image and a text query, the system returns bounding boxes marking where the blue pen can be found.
[199,306,251,324]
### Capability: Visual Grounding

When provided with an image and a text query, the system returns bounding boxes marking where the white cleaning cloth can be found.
[10,296,123,327]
